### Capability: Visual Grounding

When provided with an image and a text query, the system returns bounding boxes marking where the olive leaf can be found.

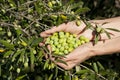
[0,40,14,50]
[97,61,104,70]
[104,30,111,39]
[105,28,120,32]
[93,62,98,73]
[56,59,68,66]
[75,7,90,14]
[3,50,13,58]
[30,48,35,72]
[93,33,100,45]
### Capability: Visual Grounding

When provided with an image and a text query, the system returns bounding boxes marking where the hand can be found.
[39,21,93,70]
[56,37,120,70]
[39,17,120,70]
[55,42,94,70]
[40,21,86,38]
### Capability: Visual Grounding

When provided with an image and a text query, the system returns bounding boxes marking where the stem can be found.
[80,64,108,80]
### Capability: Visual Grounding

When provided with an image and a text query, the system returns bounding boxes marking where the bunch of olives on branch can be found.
[45,32,90,55]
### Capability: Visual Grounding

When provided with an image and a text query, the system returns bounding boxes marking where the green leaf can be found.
[70,1,83,9]
[30,49,35,64]
[12,49,22,62]
[97,61,104,70]
[56,59,67,66]
[104,30,111,39]
[52,54,66,58]
[31,37,43,47]
[37,50,44,61]
[65,0,74,6]
[75,69,89,74]
[83,20,94,30]
[18,49,25,63]
[48,74,53,80]
[0,40,14,49]
[64,75,71,80]
[30,49,35,72]
[72,76,79,80]
[44,59,49,70]
[94,34,99,44]
[34,0,43,15]
[35,76,43,80]
[55,67,58,78]
[75,7,90,14]
[3,50,13,58]
[105,28,120,32]
[16,29,22,36]
[8,0,16,7]
[93,62,98,73]
[56,16,63,26]
[15,74,27,80]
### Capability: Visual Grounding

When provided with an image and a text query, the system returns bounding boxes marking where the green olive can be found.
[17,68,21,73]
[45,32,90,55]
[7,31,12,37]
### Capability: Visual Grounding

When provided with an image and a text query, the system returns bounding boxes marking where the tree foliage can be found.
[0,0,120,80]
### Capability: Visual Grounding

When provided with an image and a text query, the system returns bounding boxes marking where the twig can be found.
[80,64,108,80]
[21,0,37,6]
[0,22,30,37]
[0,22,14,27]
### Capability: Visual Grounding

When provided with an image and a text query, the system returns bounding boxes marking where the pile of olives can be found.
[45,32,90,55]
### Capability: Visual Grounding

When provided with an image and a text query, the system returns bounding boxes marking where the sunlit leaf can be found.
[15,74,27,80]
[3,50,13,58]
[93,62,98,73]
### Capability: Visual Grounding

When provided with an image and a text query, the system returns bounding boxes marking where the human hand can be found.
[39,17,120,70]
[55,42,94,70]
[40,21,86,38]
[56,36,120,70]
[39,20,93,70]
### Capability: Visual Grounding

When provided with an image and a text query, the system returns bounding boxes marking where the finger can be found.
[56,62,69,70]
[40,27,57,37]
[56,58,76,70]
[40,23,66,37]
[45,25,65,34]
[40,32,51,37]
[45,26,58,34]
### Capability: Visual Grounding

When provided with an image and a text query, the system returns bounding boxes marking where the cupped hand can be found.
[55,42,94,70]
[40,21,86,38]
[39,21,93,70]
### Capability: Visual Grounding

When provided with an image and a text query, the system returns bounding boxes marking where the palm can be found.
[40,21,86,37]
[56,43,92,70]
